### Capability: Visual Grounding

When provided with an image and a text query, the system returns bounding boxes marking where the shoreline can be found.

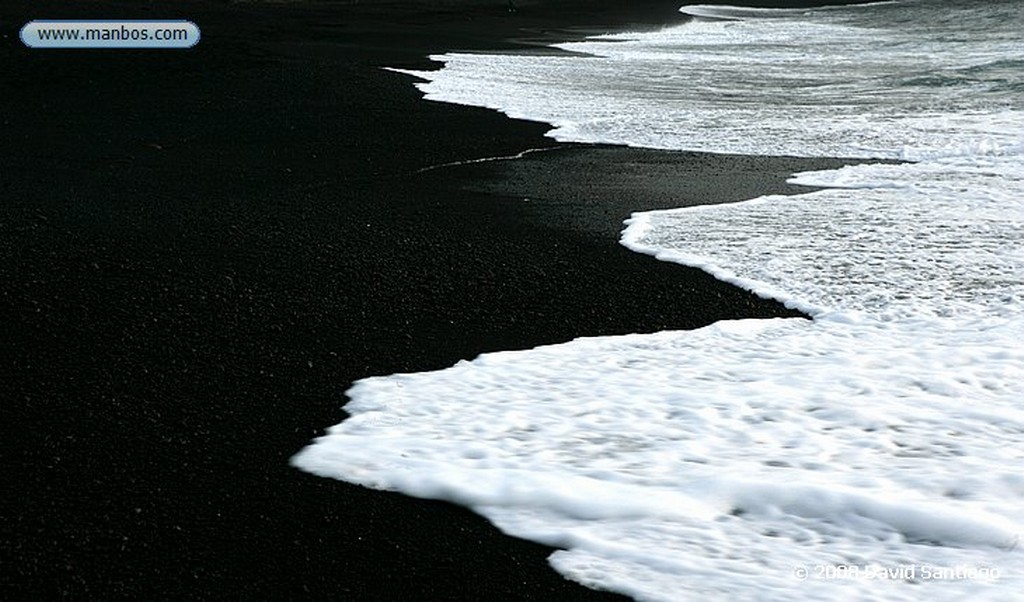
[5,1,857,599]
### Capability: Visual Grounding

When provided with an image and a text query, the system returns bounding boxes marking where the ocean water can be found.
[294,1,1024,600]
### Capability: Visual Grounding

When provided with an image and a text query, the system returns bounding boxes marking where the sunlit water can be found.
[295,2,1024,599]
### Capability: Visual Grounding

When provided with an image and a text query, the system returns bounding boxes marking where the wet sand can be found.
[2,1,854,599]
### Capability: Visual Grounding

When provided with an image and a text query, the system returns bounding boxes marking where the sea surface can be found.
[295,2,1024,600]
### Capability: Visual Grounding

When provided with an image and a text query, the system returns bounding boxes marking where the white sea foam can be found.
[296,312,1024,600]
[624,155,1024,321]
[297,1,1024,599]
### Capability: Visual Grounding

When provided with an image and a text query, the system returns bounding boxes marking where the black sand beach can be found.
[3,1,853,599]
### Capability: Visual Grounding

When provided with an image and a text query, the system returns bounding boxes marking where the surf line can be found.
[414,146,562,175]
